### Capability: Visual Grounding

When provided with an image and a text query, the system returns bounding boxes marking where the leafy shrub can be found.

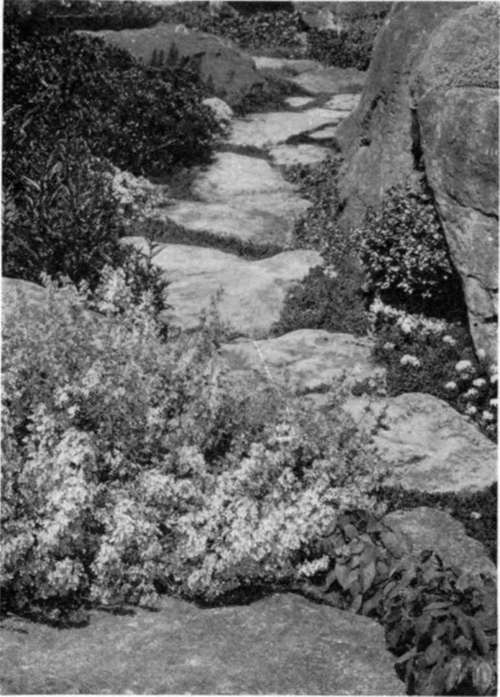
[3,26,219,180]
[298,511,497,696]
[371,299,497,441]
[358,185,464,317]
[307,16,384,71]
[2,274,386,623]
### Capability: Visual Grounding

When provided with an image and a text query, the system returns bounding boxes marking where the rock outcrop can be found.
[0,593,404,695]
[335,2,498,360]
[83,23,265,107]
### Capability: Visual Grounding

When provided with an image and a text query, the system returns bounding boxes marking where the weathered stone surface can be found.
[324,93,361,112]
[269,143,331,167]
[285,95,315,108]
[413,5,499,360]
[335,2,498,359]
[384,508,496,578]
[344,392,497,495]
[0,594,404,695]
[336,2,470,227]
[287,66,366,96]
[83,24,265,107]
[219,329,384,395]
[252,55,319,74]
[227,108,340,148]
[308,125,339,141]
[164,152,310,246]
[123,237,322,338]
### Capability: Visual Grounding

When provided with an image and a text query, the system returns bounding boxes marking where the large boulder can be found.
[384,507,496,578]
[412,4,499,359]
[0,593,404,694]
[335,2,498,360]
[83,23,265,107]
[344,392,497,495]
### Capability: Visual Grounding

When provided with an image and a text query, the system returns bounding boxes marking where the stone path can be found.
[2,55,496,697]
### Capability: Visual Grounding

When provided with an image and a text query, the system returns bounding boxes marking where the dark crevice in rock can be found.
[410,107,425,171]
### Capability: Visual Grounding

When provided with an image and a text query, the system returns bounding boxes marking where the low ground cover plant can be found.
[278,157,370,336]
[371,299,497,441]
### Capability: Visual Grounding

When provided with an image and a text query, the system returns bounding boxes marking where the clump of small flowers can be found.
[2,274,387,623]
[371,298,497,440]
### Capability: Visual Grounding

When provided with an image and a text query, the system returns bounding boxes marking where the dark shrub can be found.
[3,27,219,179]
[273,263,369,337]
[307,16,384,70]
[358,185,466,320]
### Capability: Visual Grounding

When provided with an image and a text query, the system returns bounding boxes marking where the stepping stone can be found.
[287,66,367,96]
[285,96,315,108]
[309,125,339,141]
[324,93,361,112]
[162,152,310,246]
[0,594,404,694]
[219,329,385,395]
[252,55,320,75]
[123,237,322,338]
[344,393,497,495]
[269,144,331,167]
[227,109,338,149]
[384,507,496,578]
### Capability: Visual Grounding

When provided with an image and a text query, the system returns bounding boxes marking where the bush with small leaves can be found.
[358,185,464,317]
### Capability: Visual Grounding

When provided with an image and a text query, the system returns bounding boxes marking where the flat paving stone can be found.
[123,237,322,338]
[324,93,361,111]
[269,143,331,167]
[309,125,339,141]
[219,329,385,395]
[227,109,339,149]
[288,66,367,95]
[162,152,310,246]
[252,55,320,74]
[0,594,404,695]
[285,96,315,108]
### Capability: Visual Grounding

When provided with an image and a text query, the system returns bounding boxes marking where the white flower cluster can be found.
[369,297,448,335]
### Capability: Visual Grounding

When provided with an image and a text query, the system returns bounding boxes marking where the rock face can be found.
[384,508,496,578]
[413,4,499,360]
[344,392,497,495]
[0,593,404,694]
[220,329,384,395]
[83,24,265,107]
[336,2,498,360]
[123,237,322,338]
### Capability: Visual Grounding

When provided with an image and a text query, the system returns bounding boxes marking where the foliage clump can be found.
[1,274,386,623]
[307,17,384,71]
[358,185,464,317]
[371,299,497,441]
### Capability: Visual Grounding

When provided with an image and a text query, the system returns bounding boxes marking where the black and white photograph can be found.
[1,0,498,694]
